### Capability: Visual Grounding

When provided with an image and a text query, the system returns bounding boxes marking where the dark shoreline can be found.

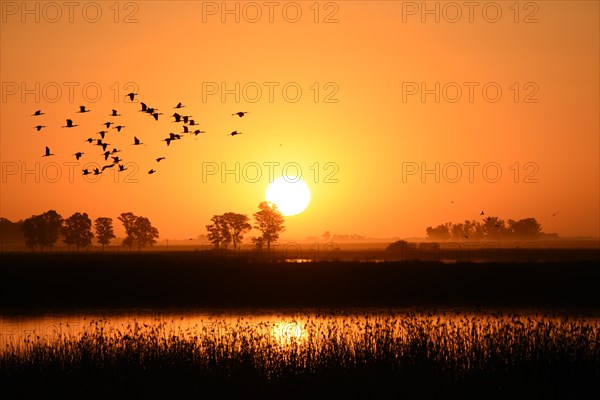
[1,251,599,314]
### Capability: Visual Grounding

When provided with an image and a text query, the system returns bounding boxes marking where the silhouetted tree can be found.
[21,210,63,251]
[451,223,465,240]
[222,212,252,250]
[251,236,265,252]
[39,210,64,249]
[62,212,93,251]
[94,217,116,251]
[133,217,159,250]
[321,231,331,241]
[206,213,251,251]
[122,236,135,250]
[463,220,475,238]
[508,218,542,239]
[427,216,544,241]
[206,215,231,250]
[118,212,159,250]
[466,220,485,240]
[253,201,285,255]
[118,212,137,250]
[0,218,24,244]
[481,216,508,240]
[21,217,39,250]
[426,222,451,241]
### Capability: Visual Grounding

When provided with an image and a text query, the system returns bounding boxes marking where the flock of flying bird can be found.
[32,92,249,176]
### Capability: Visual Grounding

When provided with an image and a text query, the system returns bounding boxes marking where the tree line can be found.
[206,201,285,254]
[425,216,555,241]
[0,201,285,253]
[0,211,159,251]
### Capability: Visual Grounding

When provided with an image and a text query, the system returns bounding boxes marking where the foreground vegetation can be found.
[1,312,598,397]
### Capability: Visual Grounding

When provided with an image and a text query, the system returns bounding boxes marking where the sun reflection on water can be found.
[270,321,304,344]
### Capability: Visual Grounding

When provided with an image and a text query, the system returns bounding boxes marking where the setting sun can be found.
[265,177,311,216]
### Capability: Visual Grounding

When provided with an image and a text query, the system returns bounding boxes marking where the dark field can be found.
[1,250,599,313]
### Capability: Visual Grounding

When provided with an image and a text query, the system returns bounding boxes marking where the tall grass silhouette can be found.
[1,312,598,396]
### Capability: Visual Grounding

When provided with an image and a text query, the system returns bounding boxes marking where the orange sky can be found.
[1,1,598,241]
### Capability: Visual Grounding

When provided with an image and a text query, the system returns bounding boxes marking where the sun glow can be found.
[265,176,311,216]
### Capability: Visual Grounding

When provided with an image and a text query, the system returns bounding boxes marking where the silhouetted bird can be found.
[192,129,206,136]
[111,109,121,117]
[112,156,122,163]
[182,125,189,134]
[156,157,165,162]
[113,125,126,132]
[77,105,90,113]
[480,211,484,216]
[552,212,558,217]
[152,112,162,121]
[101,151,111,161]
[34,125,46,131]
[103,121,114,129]
[182,115,190,124]
[229,131,243,136]
[464,235,469,239]
[232,111,248,117]
[126,92,138,101]
[74,152,84,160]
[111,148,121,154]
[32,110,44,116]
[82,168,91,175]
[93,140,109,151]
[172,113,182,123]
[174,102,185,109]
[148,169,156,174]
[93,168,101,175]
[118,164,127,172]
[140,102,148,112]
[133,136,143,145]
[85,137,94,143]
[188,119,198,126]
[97,131,108,139]
[163,138,172,146]
[62,119,78,128]
[42,146,54,157]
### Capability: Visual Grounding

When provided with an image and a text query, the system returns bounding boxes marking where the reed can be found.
[1,312,598,397]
